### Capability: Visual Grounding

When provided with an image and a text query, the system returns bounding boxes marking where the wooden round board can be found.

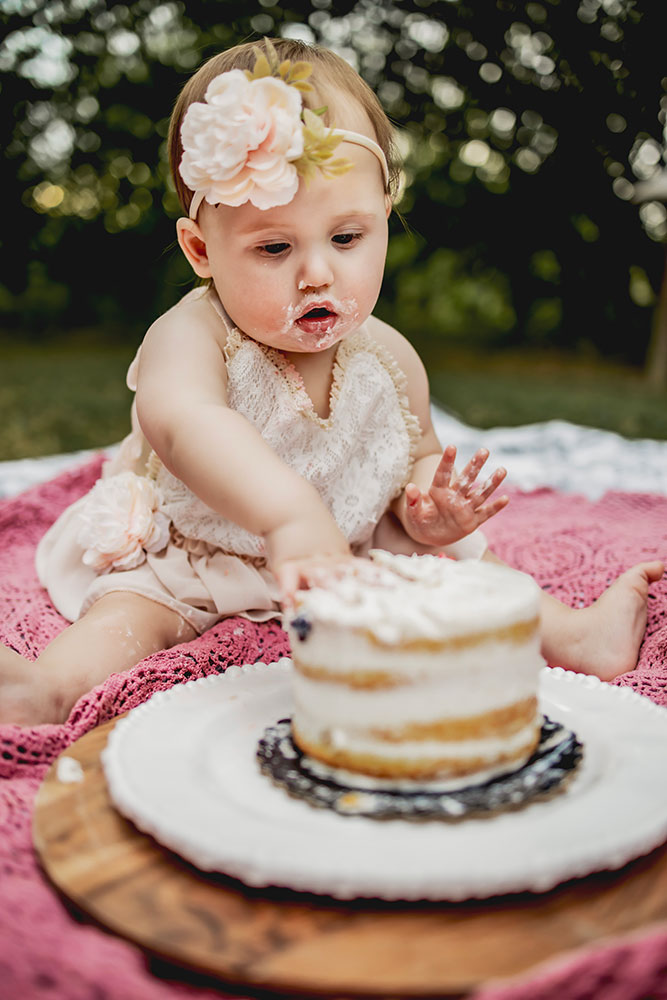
[33,716,667,999]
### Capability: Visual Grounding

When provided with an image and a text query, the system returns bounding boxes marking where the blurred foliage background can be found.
[1,0,667,457]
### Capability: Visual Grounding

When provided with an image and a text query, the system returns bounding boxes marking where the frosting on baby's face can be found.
[291,551,541,644]
[277,294,362,352]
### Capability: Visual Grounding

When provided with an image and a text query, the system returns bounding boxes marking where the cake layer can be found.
[356,697,536,742]
[293,718,541,780]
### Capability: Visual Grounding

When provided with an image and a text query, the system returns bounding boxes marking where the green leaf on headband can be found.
[295,109,353,184]
[246,44,313,91]
[321,158,355,178]
[245,50,271,80]
[262,37,280,74]
[286,61,313,83]
[279,59,312,91]
[246,39,281,79]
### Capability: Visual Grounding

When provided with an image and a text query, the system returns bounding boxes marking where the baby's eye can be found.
[259,242,290,256]
[332,232,362,246]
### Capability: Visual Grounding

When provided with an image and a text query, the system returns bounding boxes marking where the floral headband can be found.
[179,41,390,219]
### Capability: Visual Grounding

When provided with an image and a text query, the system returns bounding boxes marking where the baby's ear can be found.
[176,218,211,278]
[385,193,393,218]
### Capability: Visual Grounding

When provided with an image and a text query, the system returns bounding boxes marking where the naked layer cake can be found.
[287,552,545,785]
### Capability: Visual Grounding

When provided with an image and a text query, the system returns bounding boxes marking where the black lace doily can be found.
[257,717,583,820]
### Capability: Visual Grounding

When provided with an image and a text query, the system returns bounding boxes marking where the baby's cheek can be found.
[250,296,276,330]
[239,285,282,336]
[351,248,385,304]
[350,276,381,320]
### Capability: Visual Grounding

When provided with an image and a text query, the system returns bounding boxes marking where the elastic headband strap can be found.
[331,130,390,187]
[187,129,389,220]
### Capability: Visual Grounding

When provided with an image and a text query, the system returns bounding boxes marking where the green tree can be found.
[1,0,665,365]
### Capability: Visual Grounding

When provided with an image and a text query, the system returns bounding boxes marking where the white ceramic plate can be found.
[102,661,667,901]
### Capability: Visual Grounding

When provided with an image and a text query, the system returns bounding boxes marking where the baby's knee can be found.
[82,591,196,652]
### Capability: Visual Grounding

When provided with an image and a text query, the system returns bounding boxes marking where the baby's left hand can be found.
[403,445,508,547]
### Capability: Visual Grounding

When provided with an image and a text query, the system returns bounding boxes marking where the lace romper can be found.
[36,289,485,633]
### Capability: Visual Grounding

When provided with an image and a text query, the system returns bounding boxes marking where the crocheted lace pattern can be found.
[1,458,667,999]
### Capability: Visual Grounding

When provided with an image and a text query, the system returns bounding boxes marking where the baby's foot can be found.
[554,561,664,681]
[0,645,57,725]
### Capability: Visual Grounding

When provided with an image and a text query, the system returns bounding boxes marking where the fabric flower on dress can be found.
[179,40,352,213]
[77,471,170,574]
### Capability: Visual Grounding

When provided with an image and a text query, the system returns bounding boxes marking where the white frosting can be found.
[291,552,540,643]
[56,756,85,784]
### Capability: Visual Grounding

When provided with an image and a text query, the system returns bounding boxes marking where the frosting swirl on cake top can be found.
[292,551,540,644]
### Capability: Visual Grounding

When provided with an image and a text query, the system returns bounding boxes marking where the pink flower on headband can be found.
[180,69,305,211]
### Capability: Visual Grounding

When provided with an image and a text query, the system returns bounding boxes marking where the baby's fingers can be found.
[473,494,510,525]
[453,448,489,493]
[276,561,326,610]
[405,483,427,523]
[277,556,357,610]
[405,482,422,507]
[430,445,457,491]
[276,563,303,612]
[470,466,507,506]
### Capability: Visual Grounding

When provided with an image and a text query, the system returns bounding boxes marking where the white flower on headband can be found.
[179,42,353,214]
[180,69,305,211]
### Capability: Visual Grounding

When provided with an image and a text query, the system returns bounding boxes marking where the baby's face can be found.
[195,139,390,355]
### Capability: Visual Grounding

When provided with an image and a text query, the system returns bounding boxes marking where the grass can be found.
[1,335,135,460]
[421,344,667,441]
[1,332,666,461]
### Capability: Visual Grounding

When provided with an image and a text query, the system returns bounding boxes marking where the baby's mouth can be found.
[295,303,338,334]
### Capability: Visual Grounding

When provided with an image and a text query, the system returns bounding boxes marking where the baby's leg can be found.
[0,592,196,725]
[538,561,664,680]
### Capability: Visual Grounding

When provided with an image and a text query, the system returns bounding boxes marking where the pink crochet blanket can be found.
[1,457,667,1000]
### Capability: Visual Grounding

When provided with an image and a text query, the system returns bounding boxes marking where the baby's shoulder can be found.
[364,315,428,384]
[144,288,227,351]
[138,288,230,392]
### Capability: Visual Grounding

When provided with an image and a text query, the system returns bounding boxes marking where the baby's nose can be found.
[297,251,333,290]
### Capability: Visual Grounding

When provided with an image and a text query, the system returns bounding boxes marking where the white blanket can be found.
[1,407,666,501]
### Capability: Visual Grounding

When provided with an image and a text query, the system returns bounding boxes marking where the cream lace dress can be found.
[36,289,485,633]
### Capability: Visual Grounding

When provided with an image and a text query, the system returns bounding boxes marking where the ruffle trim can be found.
[170,524,267,567]
[222,323,245,366]
[145,450,162,482]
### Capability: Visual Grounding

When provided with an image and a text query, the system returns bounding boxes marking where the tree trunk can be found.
[646,246,667,390]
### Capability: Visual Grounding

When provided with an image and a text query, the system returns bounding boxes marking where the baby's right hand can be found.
[265,500,352,610]
[276,554,360,613]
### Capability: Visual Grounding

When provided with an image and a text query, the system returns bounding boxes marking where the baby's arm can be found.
[136,299,350,596]
[367,317,508,548]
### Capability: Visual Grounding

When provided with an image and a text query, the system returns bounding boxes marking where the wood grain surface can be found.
[33,717,667,999]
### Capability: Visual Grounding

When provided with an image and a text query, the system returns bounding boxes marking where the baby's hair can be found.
[168,37,400,217]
